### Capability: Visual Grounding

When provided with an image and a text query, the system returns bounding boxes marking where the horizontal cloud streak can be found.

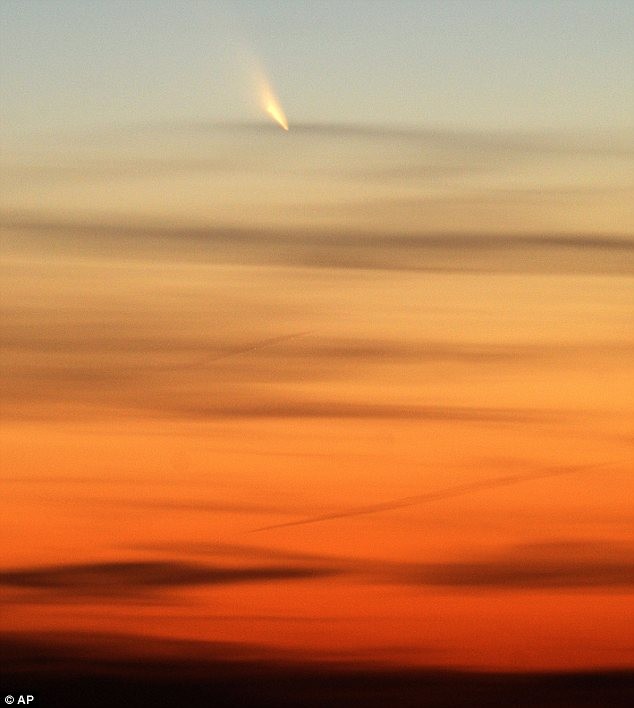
[4,537,629,607]
[119,524,634,599]
[3,322,577,423]
[0,396,554,423]
[174,402,549,422]
[138,538,634,591]
[0,157,235,182]
[3,213,632,274]
[384,542,634,590]
[80,120,634,157]
[132,542,337,565]
[0,560,337,598]
[106,500,308,516]
[5,328,631,364]
[4,631,632,708]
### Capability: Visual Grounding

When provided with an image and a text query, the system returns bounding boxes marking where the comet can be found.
[256,69,289,131]
[238,49,289,131]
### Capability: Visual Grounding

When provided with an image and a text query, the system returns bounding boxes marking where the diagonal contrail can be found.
[252,463,608,532]
[149,331,313,373]
[203,332,312,365]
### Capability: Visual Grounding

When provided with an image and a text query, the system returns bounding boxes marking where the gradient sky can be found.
[1,0,633,136]
[1,0,633,679]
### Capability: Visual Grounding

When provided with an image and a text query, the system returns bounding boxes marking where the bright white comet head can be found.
[256,71,289,131]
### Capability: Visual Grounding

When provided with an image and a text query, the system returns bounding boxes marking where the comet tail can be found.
[258,73,289,131]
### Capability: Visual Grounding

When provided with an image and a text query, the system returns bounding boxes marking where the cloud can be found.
[107,500,310,516]
[382,540,634,590]
[0,350,555,424]
[174,401,549,422]
[3,323,630,424]
[3,536,629,609]
[285,123,634,158]
[7,122,632,197]
[131,541,340,565]
[1,335,566,423]
[2,212,632,274]
[80,120,634,157]
[2,631,633,708]
[4,325,632,391]
[0,157,235,183]
[328,164,487,182]
[128,536,634,592]
[293,339,634,364]
[8,327,631,366]
[0,560,338,598]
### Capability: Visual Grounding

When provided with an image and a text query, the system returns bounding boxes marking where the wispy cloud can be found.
[0,157,235,183]
[78,120,634,157]
[3,212,632,274]
[3,536,630,609]
[0,560,338,599]
[131,541,340,565]
[129,537,634,591]
[174,401,550,423]
[97,500,308,516]
[380,540,634,590]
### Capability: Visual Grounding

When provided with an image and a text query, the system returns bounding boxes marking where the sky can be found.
[1,0,633,133]
[1,0,633,697]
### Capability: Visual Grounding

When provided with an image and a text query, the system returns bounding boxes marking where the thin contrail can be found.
[204,332,312,365]
[252,463,607,532]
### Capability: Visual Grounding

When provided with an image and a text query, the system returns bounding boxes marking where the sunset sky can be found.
[1,0,633,689]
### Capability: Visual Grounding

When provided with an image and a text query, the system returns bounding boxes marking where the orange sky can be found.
[1,122,633,672]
